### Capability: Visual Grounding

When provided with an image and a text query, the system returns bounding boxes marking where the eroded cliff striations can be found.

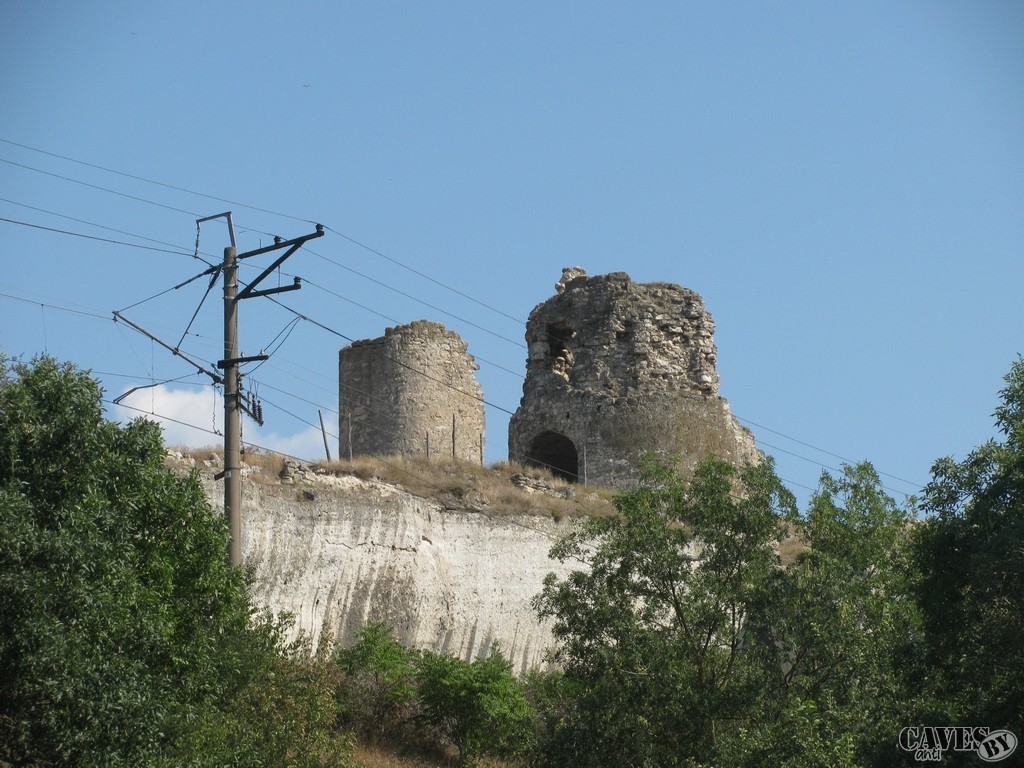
[195,466,581,675]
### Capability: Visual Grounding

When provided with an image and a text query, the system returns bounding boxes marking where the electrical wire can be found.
[0,290,113,322]
[736,412,924,489]
[247,317,302,374]
[0,196,218,264]
[176,270,221,349]
[307,248,526,349]
[0,216,195,256]
[301,277,525,377]
[0,137,320,229]
[323,225,524,326]
[265,295,517,416]
[0,157,204,219]
[2,137,524,328]
[0,139,933,496]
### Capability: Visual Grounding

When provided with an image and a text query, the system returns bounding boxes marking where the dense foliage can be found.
[335,622,534,765]
[533,457,795,766]
[3,354,1022,767]
[913,358,1024,737]
[0,356,350,767]
[529,360,1024,767]
[722,463,922,767]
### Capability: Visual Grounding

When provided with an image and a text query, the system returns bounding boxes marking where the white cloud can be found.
[249,425,331,462]
[112,384,333,461]
[113,384,223,449]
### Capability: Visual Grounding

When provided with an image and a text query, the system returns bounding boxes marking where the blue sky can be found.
[2,1,1022,509]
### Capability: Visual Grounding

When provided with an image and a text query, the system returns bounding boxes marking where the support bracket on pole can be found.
[217,354,270,369]
[236,225,324,301]
[113,311,224,385]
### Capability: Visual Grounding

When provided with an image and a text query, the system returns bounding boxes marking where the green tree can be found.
[163,613,350,768]
[913,358,1024,734]
[414,647,535,765]
[722,463,922,767]
[334,622,419,745]
[0,356,251,765]
[533,456,795,767]
[0,356,351,767]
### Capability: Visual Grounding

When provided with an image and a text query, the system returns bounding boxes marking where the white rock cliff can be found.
[198,469,583,675]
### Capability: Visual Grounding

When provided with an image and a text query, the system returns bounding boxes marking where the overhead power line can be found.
[308,249,526,349]
[736,413,925,491]
[0,216,194,256]
[1,137,320,228]
[0,196,218,262]
[0,157,205,218]
[0,138,931,497]
[0,290,112,322]
[2,137,525,328]
[324,225,524,326]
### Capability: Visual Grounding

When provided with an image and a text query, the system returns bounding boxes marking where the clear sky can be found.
[2,1,1022,510]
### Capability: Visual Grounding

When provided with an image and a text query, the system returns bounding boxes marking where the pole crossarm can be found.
[217,354,269,369]
[196,211,236,248]
[241,277,302,300]
[235,225,324,301]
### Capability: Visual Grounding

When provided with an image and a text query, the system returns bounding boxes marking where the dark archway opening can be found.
[526,430,579,482]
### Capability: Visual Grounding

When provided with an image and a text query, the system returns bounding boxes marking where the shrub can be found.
[334,622,419,746]
[415,648,536,765]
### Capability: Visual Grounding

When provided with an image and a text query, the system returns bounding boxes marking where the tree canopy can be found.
[534,454,927,766]
[913,357,1024,735]
[5,353,1023,766]
[0,356,350,767]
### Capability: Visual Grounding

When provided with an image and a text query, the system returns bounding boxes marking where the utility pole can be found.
[214,216,324,567]
[222,243,242,566]
[115,213,323,568]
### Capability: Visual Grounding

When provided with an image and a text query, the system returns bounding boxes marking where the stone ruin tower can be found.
[508,268,759,488]
[339,320,485,463]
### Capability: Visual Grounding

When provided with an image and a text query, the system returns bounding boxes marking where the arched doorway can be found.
[526,430,579,482]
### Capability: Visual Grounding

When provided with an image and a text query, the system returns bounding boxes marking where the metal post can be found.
[452,414,457,459]
[223,245,242,567]
[318,409,332,462]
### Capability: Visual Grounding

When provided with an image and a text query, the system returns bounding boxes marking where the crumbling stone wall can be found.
[339,320,485,463]
[508,269,759,488]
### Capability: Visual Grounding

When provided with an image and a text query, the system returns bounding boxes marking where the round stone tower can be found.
[508,269,759,488]
[339,320,485,463]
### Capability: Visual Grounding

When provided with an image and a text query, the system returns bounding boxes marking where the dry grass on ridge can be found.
[324,452,617,520]
[167,446,807,555]
[167,444,617,520]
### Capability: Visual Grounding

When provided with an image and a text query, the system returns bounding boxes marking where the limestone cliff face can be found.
[197,469,581,675]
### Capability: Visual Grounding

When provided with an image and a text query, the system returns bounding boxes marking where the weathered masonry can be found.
[508,268,759,488]
[339,320,486,463]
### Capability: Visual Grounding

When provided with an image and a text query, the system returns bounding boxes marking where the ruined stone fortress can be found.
[236,268,763,668]
[339,268,758,486]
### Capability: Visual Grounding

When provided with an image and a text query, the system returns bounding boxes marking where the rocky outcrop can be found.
[197,468,581,675]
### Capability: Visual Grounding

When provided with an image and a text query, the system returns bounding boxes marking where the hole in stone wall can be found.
[546,322,575,377]
[526,430,579,482]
